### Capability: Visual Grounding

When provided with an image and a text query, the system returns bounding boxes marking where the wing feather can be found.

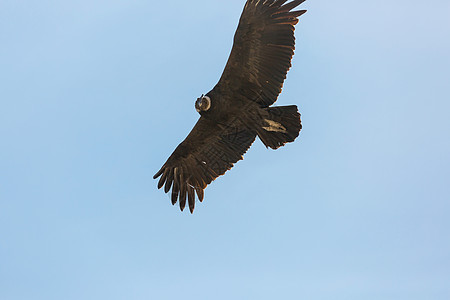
[179,168,187,211]
[154,117,257,213]
[276,0,306,12]
[213,0,306,107]
[164,168,173,193]
[187,186,195,213]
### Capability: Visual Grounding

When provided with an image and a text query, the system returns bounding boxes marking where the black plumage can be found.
[154,0,307,213]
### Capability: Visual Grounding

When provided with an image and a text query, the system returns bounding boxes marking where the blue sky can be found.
[1,0,449,299]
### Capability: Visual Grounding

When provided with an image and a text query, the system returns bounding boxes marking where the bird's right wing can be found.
[154,117,256,213]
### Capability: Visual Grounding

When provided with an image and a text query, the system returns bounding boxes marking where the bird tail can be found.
[256,105,302,150]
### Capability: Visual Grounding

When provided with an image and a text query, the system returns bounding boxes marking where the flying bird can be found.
[154,0,307,213]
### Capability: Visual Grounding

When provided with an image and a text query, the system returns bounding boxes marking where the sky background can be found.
[1,0,449,299]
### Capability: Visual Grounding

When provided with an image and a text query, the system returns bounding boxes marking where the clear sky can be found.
[1,1,449,299]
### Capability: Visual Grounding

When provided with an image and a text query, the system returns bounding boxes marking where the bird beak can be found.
[195,98,202,113]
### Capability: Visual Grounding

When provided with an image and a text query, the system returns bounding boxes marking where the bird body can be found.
[154,0,307,213]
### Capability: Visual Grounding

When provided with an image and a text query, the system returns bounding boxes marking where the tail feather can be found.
[257,105,302,150]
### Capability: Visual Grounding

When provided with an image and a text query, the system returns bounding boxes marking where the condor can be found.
[154,0,307,213]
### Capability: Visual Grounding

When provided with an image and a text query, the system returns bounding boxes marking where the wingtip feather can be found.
[279,0,306,13]
[157,169,168,189]
[171,189,178,205]
[153,168,164,179]
[195,187,204,203]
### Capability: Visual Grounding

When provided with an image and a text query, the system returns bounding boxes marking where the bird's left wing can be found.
[154,117,256,213]
[213,0,307,107]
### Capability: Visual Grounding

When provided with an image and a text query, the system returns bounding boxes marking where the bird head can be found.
[195,95,211,113]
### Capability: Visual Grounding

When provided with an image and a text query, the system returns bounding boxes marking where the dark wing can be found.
[153,117,256,213]
[214,0,306,107]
